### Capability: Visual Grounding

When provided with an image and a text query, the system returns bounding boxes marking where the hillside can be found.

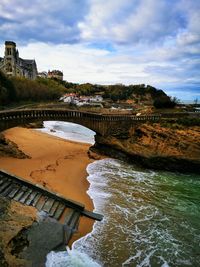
[0,72,65,108]
[0,71,176,109]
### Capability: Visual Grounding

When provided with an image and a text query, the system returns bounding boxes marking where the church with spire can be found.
[0,41,37,80]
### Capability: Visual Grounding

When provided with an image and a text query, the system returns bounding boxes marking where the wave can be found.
[37,121,95,144]
[45,247,101,267]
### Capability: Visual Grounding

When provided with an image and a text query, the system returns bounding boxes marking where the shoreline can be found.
[0,126,96,246]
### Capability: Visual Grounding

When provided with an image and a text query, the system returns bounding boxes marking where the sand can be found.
[0,127,95,245]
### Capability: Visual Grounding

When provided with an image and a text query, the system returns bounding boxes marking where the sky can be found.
[0,0,199,102]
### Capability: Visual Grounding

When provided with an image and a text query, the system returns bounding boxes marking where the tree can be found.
[153,96,177,109]
[0,71,16,105]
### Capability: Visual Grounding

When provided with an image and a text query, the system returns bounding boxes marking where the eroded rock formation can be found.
[0,197,36,267]
[0,133,30,159]
[91,123,200,173]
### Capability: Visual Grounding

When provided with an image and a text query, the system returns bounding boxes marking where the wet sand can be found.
[0,127,95,245]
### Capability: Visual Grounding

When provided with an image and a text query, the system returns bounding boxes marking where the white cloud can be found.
[0,40,197,87]
[79,0,184,44]
[0,42,152,84]
[0,0,199,102]
[0,0,88,43]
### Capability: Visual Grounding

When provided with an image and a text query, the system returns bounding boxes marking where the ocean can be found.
[40,121,200,267]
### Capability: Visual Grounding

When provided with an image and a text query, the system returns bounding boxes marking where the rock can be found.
[93,123,200,174]
[24,122,44,129]
[0,197,36,267]
[0,133,30,159]
[88,150,103,160]
[0,197,67,267]
[20,221,65,267]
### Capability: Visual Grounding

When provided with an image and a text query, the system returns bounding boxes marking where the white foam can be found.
[45,247,101,267]
[122,251,142,266]
[37,121,95,144]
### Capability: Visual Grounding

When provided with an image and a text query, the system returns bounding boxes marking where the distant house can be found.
[59,93,77,103]
[60,93,103,107]
[0,41,37,80]
[47,70,63,80]
[37,71,47,78]
[89,95,103,102]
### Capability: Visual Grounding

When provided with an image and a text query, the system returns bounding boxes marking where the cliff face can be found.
[0,197,36,267]
[92,123,200,173]
[0,133,30,158]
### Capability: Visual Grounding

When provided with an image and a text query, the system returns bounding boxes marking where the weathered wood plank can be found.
[25,191,38,205]
[0,184,14,197]
[36,196,48,211]
[82,210,103,221]
[64,209,74,225]
[49,201,60,217]
[8,184,21,198]
[31,193,42,207]
[19,189,32,203]
[63,225,73,245]
[42,198,55,213]
[0,180,11,193]
[0,179,5,186]
[68,211,80,230]
[13,186,27,201]
[53,203,66,220]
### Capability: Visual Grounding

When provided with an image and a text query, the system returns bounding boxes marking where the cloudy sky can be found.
[0,0,199,101]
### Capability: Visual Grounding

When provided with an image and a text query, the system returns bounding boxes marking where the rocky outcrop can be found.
[23,121,44,129]
[0,133,30,158]
[91,123,200,173]
[0,197,68,267]
[0,197,36,267]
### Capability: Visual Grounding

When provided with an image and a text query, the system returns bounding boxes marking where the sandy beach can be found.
[0,126,95,245]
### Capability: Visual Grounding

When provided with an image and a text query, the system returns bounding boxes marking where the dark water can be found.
[43,121,200,267]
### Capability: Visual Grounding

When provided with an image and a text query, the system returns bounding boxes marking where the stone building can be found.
[47,70,63,80]
[0,41,37,80]
[37,71,48,78]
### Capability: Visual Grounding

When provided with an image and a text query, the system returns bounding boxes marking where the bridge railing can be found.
[0,109,199,123]
[0,109,161,121]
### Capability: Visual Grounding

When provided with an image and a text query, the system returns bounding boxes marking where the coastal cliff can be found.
[0,133,30,159]
[0,197,36,267]
[91,123,200,173]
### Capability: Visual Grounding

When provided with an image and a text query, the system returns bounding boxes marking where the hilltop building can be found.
[47,70,63,80]
[0,41,37,80]
[37,71,48,78]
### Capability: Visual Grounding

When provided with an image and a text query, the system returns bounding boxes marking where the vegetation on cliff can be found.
[0,71,16,105]
[0,71,177,109]
[0,71,65,107]
[61,81,176,108]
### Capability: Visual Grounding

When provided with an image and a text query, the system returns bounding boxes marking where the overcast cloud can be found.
[0,0,199,101]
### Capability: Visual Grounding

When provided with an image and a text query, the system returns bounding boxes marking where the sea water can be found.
[39,121,95,144]
[42,121,200,267]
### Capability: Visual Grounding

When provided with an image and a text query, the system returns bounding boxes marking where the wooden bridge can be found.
[0,169,103,245]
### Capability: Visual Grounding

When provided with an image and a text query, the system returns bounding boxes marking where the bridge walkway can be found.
[0,169,103,245]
